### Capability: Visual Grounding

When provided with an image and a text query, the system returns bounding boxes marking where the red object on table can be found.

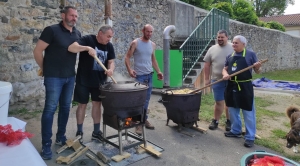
[0,124,33,146]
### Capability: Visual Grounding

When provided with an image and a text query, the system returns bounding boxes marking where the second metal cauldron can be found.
[161,88,202,128]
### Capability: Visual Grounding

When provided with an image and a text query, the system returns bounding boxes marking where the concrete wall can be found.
[0,0,299,110]
[285,26,300,37]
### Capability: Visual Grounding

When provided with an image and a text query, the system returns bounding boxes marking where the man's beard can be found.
[143,35,150,40]
[65,18,76,27]
[218,40,224,46]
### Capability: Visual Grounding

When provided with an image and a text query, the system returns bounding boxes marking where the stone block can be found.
[1,16,8,23]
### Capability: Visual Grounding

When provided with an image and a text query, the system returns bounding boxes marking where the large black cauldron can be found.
[161,88,202,128]
[100,81,148,109]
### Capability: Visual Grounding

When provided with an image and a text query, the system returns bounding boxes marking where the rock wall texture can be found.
[0,0,299,110]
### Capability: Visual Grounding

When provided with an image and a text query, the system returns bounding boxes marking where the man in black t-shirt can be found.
[68,25,115,142]
[33,6,81,160]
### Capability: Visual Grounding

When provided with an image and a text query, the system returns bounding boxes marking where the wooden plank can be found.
[192,125,208,134]
[86,153,106,166]
[140,144,162,157]
[241,131,261,139]
[97,151,111,164]
[56,146,89,164]
[179,130,195,137]
[136,146,146,154]
[56,135,82,154]
[111,152,131,162]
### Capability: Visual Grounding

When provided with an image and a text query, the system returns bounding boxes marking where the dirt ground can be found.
[13,89,300,162]
[253,90,300,155]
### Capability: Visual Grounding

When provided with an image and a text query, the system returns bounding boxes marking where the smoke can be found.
[109,71,134,82]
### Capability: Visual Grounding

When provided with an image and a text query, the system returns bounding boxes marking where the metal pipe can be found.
[163,25,176,88]
[118,130,123,155]
[125,128,128,140]
[142,125,147,147]
[105,0,113,26]
[103,124,106,146]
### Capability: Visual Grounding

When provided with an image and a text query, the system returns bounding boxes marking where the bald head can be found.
[142,24,154,41]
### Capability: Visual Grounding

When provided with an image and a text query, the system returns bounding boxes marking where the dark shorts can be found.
[73,83,101,104]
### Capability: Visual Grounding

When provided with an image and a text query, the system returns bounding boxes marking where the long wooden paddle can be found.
[189,59,268,94]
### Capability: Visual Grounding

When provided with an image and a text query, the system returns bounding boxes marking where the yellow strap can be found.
[230,79,251,91]
[231,49,247,91]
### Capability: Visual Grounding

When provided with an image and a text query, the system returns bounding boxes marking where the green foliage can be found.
[248,0,295,17]
[233,0,258,25]
[9,108,42,119]
[180,0,214,10]
[255,138,284,153]
[211,2,234,17]
[271,129,287,139]
[256,20,267,27]
[266,21,286,32]
[213,0,233,3]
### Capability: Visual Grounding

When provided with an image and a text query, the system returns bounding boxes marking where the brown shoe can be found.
[135,125,142,135]
[145,120,155,130]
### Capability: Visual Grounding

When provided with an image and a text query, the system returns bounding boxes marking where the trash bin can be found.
[240,151,299,166]
[0,81,12,125]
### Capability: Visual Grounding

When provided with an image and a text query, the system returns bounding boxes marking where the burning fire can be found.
[124,117,132,126]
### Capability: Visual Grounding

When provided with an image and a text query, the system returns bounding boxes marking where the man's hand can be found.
[129,69,137,78]
[253,61,262,71]
[223,73,230,80]
[205,79,210,86]
[87,47,96,57]
[157,72,163,80]
[105,69,113,77]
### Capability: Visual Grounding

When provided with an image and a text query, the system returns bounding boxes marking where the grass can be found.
[8,108,42,119]
[198,68,300,162]
[252,69,300,81]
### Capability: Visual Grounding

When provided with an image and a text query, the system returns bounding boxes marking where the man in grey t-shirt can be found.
[203,30,233,131]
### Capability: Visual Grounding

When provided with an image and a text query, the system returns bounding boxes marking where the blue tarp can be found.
[252,77,300,91]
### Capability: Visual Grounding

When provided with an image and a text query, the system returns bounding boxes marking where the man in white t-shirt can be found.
[203,30,233,131]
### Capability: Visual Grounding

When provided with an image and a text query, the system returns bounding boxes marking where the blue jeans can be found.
[135,73,153,120]
[228,100,256,141]
[42,76,75,145]
[211,80,227,101]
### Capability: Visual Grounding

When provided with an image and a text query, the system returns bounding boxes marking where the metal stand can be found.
[102,124,147,155]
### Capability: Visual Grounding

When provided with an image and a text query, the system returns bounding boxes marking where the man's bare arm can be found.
[68,42,93,54]
[106,59,115,77]
[151,42,161,73]
[125,40,137,77]
[33,39,49,69]
[204,62,211,85]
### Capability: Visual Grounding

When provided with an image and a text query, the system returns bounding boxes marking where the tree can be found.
[233,0,258,24]
[212,0,233,3]
[211,2,234,17]
[180,0,214,10]
[266,21,286,31]
[248,0,295,17]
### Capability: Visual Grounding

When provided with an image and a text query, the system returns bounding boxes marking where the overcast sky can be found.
[284,0,300,14]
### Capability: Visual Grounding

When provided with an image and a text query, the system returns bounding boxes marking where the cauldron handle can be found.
[162,89,174,95]
[134,82,148,87]
[98,95,106,99]
[158,98,168,103]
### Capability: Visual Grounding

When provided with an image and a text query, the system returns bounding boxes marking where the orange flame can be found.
[125,117,132,126]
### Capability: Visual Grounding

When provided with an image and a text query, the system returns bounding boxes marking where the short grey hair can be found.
[217,29,228,37]
[233,35,247,46]
[99,25,114,34]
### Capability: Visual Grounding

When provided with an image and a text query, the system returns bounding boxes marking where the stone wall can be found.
[229,20,300,72]
[0,0,299,110]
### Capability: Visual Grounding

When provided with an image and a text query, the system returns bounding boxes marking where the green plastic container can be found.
[240,151,299,166]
